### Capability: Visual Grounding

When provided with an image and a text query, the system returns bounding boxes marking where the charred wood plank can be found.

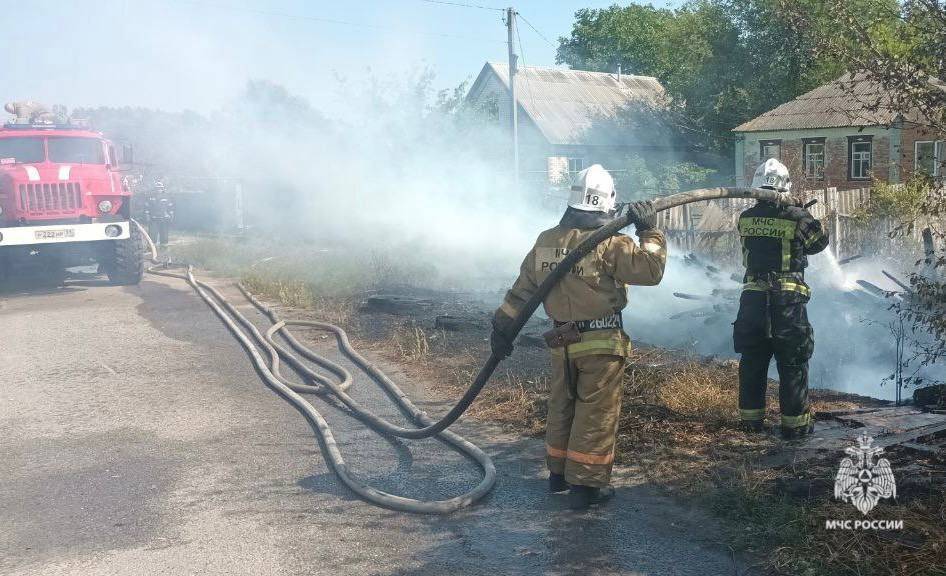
[759,421,946,469]
[434,314,488,332]
[899,441,945,457]
[839,409,946,432]
[364,294,436,314]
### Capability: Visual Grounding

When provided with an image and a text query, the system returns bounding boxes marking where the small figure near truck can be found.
[144,181,174,247]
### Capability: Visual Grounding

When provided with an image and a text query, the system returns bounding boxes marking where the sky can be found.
[0,0,679,115]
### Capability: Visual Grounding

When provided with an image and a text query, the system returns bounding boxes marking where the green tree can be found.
[557,5,676,77]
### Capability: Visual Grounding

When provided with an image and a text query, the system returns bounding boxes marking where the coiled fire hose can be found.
[135,186,789,515]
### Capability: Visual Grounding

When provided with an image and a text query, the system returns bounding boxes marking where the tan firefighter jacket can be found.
[494,223,667,359]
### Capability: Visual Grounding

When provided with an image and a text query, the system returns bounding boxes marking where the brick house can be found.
[733,74,943,191]
[466,62,693,185]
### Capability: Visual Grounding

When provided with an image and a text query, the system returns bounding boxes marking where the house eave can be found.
[732,122,888,134]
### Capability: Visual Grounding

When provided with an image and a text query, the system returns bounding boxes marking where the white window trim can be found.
[850,140,872,180]
[939,141,945,177]
[760,139,782,161]
[803,140,826,180]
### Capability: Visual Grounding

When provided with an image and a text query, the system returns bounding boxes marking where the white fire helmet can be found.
[751,158,792,192]
[568,164,616,213]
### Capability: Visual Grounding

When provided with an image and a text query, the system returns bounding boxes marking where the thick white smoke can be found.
[144,74,557,288]
[623,241,942,401]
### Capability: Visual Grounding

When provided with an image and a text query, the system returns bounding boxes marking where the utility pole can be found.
[506,6,519,192]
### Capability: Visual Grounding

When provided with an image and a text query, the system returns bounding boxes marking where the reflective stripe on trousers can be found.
[740,408,765,421]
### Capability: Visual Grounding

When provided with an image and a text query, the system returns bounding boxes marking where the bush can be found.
[862,178,930,219]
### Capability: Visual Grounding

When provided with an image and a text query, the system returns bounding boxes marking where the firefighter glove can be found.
[789,194,808,208]
[627,201,657,231]
[784,205,811,222]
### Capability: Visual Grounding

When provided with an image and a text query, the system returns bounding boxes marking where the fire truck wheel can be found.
[0,251,7,285]
[106,225,145,285]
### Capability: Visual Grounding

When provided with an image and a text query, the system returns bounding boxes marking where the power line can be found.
[517,13,556,48]
[418,0,504,11]
[157,0,501,42]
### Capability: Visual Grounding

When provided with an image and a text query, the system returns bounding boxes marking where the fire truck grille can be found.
[18,183,83,216]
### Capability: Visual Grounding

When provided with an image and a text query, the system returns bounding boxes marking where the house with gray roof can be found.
[466,62,690,186]
[734,74,943,191]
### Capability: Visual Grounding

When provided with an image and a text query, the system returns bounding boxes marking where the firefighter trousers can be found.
[733,291,814,430]
[546,353,625,488]
[149,219,170,246]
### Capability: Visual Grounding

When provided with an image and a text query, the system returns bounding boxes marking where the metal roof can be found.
[472,62,668,146]
[733,74,905,132]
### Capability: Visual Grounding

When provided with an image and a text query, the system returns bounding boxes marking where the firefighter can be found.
[490,164,667,509]
[144,181,174,246]
[735,159,829,440]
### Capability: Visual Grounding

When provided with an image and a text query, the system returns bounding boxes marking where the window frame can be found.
[567,157,584,174]
[848,135,873,181]
[939,141,945,178]
[915,140,937,177]
[759,139,782,161]
[802,137,827,180]
[0,136,46,164]
[46,136,107,165]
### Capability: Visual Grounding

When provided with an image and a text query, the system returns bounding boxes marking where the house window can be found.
[759,139,781,160]
[849,136,872,180]
[803,138,826,180]
[915,141,944,177]
[568,158,584,174]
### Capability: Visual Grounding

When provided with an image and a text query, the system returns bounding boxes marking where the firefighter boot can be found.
[569,485,615,510]
[549,473,569,493]
[740,420,764,433]
[781,421,814,441]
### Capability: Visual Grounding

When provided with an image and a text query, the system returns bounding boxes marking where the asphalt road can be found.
[0,272,750,576]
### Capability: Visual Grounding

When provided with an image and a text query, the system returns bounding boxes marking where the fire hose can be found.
[136,186,790,515]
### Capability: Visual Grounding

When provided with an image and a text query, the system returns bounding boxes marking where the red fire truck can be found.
[0,105,144,284]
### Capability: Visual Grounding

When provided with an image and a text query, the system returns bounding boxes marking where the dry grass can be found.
[460,370,548,435]
[384,327,549,434]
[390,323,434,365]
[168,236,447,303]
[703,457,946,576]
[614,349,774,483]
[779,500,946,576]
[242,273,315,309]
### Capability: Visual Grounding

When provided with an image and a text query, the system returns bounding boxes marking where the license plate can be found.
[35,228,76,240]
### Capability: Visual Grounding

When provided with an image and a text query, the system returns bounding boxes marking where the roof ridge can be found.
[487,61,659,82]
